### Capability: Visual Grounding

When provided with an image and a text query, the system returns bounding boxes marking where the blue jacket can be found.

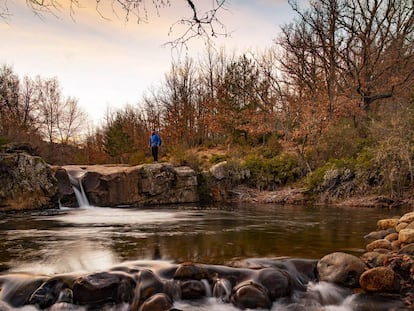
[149,132,161,147]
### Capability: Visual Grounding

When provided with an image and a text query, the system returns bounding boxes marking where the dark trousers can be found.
[151,146,159,161]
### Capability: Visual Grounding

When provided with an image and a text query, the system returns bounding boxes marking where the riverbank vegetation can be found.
[1,0,413,204]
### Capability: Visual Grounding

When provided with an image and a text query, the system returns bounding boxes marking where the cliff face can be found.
[0,141,200,210]
[0,144,58,211]
[58,163,199,207]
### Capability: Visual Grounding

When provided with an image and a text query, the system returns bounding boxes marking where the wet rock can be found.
[132,269,165,310]
[317,252,365,288]
[384,232,398,242]
[399,243,414,255]
[213,278,232,302]
[173,263,207,280]
[360,252,388,268]
[366,239,392,252]
[407,221,414,229]
[256,268,292,300]
[57,288,73,303]
[180,280,206,300]
[359,267,399,292]
[230,280,272,310]
[73,271,136,306]
[377,218,399,230]
[399,212,414,224]
[0,274,47,307]
[391,240,402,251]
[139,293,172,311]
[398,229,414,244]
[29,277,71,309]
[364,230,390,241]
[396,222,408,232]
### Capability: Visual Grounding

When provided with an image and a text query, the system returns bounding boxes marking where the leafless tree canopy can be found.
[1,0,228,46]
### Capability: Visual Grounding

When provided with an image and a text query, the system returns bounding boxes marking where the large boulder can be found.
[359,267,399,292]
[0,149,58,210]
[317,252,365,287]
[73,271,136,306]
[208,161,250,201]
[398,229,414,244]
[57,163,198,207]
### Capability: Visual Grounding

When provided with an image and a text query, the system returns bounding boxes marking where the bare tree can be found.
[56,96,86,144]
[1,0,228,46]
[36,77,61,144]
[284,0,414,113]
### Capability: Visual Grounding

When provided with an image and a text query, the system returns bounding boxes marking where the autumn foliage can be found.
[1,0,413,198]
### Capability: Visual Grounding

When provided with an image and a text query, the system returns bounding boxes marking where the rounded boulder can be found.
[317,252,365,288]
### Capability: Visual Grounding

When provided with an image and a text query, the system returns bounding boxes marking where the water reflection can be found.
[0,204,406,274]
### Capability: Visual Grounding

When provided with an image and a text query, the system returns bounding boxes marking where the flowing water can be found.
[0,204,405,273]
[0,203,408,310]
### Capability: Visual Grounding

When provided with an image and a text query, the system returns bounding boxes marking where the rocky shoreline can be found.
[1,146,412,210]
[0,211,413,310]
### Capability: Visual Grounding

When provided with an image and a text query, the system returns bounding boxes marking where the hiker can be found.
[148,128,161,162]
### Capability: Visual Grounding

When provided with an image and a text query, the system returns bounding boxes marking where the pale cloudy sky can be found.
[0,0,301,125]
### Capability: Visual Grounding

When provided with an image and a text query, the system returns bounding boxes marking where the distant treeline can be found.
[1,0,413,198]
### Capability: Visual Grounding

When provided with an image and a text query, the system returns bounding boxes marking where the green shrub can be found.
[128,150,148,165]
[168,145,202,172]
[306,158,356,192]
[0,136,7,148]
[209,153,228,164]
[243,153,303,190]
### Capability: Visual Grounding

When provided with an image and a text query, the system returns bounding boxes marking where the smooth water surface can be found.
[0,203,405,274]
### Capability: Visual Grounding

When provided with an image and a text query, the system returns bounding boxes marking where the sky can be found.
[0,0,301,126]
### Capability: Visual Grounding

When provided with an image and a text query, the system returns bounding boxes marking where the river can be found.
[0,203,405,275]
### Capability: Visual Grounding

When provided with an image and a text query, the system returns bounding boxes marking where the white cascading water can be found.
[66,169,91,208]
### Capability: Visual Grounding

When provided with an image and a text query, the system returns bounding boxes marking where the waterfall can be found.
[66,168,91,208]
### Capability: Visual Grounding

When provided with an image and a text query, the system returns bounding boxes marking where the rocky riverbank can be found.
[1,145,412,210]
[1,211,413,310]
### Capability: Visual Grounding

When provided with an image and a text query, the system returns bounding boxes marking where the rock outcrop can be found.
[58,163,198,207]
[0,144,58,210]
[360,212,414,306]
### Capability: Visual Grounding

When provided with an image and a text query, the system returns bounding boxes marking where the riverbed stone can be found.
[366,239,392,252]
[399,243,414,255]
[396,222,408,232]
[230,280,272,310]
[359,267,398,292]
[360,251,389,268]
[139,293,172,311]
[364,230,389,241]
[391,240,402,251]
[377,218,399,230]
[173,263,208,280]
[0,274,47,308]
[132,269,165,310]
[29,277,72,309]
[256,268,292,300]
[399,229,414,244]
[213,278,232,301]
[180,280,207,300]
[400,212,414,224]
[73,271,136,306]
[384,232,399,242]
[406,221,414,229]
[317,252,365,287]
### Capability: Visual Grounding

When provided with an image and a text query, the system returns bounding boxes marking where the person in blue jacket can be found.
[149,128,161,162]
